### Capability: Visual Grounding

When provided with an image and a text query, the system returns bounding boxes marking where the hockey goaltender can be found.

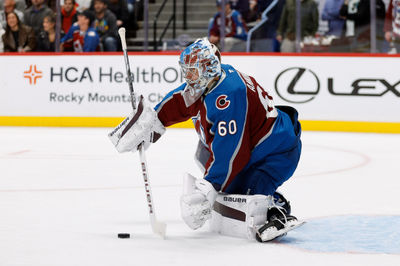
[109,38,304,242]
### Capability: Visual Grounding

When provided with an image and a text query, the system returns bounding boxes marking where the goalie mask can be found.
[179,38,221,101]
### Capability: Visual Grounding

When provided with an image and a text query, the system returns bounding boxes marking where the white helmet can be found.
[179,38,222,97]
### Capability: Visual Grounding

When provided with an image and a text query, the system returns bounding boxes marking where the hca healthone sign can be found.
[0,54,183,116]
[0,53,399,123]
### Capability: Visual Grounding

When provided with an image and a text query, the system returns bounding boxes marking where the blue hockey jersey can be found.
[155,64,300,194]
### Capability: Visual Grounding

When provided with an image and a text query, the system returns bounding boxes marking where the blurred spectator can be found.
[76,0,92,11]
[93,0,118,51]
[16,0,25,10]
[24,0,53,34]
[36,13,60,51]
[1,0,24,29]
[276,0,319,52]
[209,0,248,51]
[90,0,129,27]
[230,0,250,21]
[126,0,137,36]
[259,0,286,52]
[60,9,99,52]
[61,0,78,34]
[46,0,56,12]
[339,0,385,52]
[25,0,32,8]
[2,11,36,52]
[230,0,266,23]
[375,0,386,52]
[248,0,259,22]
[257,0,272,14]
[240,0,285,52]
[322,0,345,37]
[127,0,135,16]
[384,0,400,53]
[0,23,4,52]
[0,0,26,11]
[107,0,129,27]
[17,0,25,10]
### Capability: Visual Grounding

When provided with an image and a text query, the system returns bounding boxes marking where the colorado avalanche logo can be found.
[216,95,230,110]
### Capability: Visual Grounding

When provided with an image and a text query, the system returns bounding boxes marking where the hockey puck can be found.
[118,233,130,239]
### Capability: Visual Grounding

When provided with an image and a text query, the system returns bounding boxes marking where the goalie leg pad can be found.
[209,194,272,240]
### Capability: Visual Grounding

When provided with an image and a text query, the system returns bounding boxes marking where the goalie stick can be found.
[118,27,167,239]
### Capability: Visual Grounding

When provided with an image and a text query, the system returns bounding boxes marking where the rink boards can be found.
[0,52,399,133]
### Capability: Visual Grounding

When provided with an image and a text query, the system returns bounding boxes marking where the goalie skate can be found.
[255,213,305,242]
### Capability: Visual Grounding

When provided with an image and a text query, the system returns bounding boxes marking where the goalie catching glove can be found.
[180,173,218,230]
[108,96,166,153]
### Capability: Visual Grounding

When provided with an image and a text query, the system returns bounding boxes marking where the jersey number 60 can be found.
[218,120,237,136]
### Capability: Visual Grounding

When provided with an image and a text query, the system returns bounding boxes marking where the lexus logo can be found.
[274,67,320,103]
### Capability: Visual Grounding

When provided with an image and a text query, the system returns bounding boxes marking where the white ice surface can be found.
[0,127,399,266]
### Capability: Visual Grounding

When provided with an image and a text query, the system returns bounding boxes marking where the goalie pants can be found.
[224,106,302,196]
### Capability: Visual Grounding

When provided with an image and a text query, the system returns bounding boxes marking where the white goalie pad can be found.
[209,194,273,240]
[180,173,217,230]
[108,96,165,153]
